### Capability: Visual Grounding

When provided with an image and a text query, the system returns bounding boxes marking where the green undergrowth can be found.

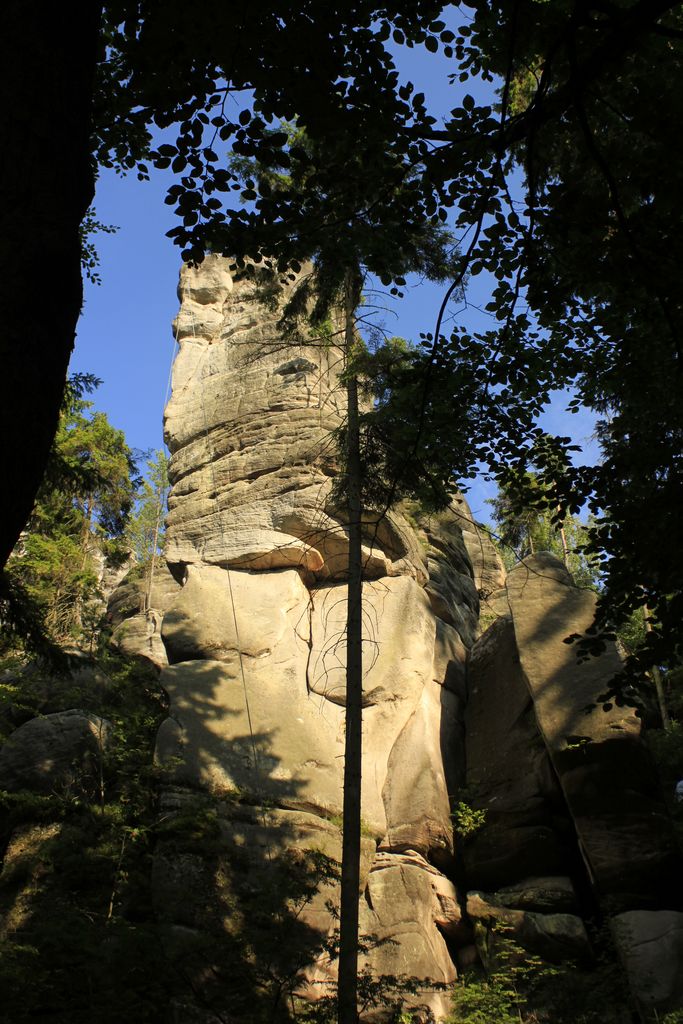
[0,650,430,1022]
[448,928,631,1024]
[1,645,657,1022]
[0,651,171,1024]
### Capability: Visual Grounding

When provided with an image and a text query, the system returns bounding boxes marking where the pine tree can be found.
[4,378,139,648]
[487,473,602,590]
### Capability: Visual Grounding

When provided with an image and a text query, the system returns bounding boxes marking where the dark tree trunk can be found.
[0,1,102,568]
[338,271,363,1024]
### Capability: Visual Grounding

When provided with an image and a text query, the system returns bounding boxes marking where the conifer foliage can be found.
[3,377,139,649]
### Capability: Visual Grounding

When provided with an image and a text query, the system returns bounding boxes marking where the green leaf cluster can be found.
[451,801,487,841]
[0,651,170,1023]
[432,1,683,686]
[449,927,628,1024]
[79,208,118,286]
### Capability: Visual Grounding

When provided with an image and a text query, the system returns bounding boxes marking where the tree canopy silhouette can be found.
[3,0,681,738]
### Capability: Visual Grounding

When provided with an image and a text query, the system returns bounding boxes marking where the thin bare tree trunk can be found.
[145,501,163,612]
[74,499,94,632]
[557,515,570,568]
[338,270,363,1024]
[644,606,671,730]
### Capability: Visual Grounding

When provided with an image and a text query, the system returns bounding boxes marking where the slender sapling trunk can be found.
[338,269,363,1024]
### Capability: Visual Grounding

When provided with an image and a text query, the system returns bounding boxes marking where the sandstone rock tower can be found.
[110,254,681,1021]
[1,258,682,1024]
[154,255,487,1020]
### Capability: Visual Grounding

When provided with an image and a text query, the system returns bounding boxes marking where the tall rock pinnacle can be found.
[155,255,483,1019]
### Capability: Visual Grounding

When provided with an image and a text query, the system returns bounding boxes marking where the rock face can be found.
[7,255,678,1021]
[145,258,682,1021]
[464,614,570,890]
[504,555,679,910]
[464,552,682,1016]
[153,257,478,1021]
[611,910,683,1013]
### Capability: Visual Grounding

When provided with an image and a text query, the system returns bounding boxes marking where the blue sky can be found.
[71,32,598,525]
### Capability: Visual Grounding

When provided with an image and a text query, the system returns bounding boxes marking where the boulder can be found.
[505,554,635,750]
[380,680,458,868]
[463,825,569,894]
[0,710,109,797]
[107,560,182,626]
[157,573,461,849]
[308,576,437,707]
[154,256,544,1013]
[153,795,375,935]
[424,555,479,647]
[1,822,62,882]
[410,500,481,645]
[453,494,506,599]
[611,910,683,1012]
[156,657,348,824]
[467,890,591,964]
[432,618,467,702]
[111,612,169,669]
[488,876,578,914]
[0,656,113,725]
[164,265,348,575]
